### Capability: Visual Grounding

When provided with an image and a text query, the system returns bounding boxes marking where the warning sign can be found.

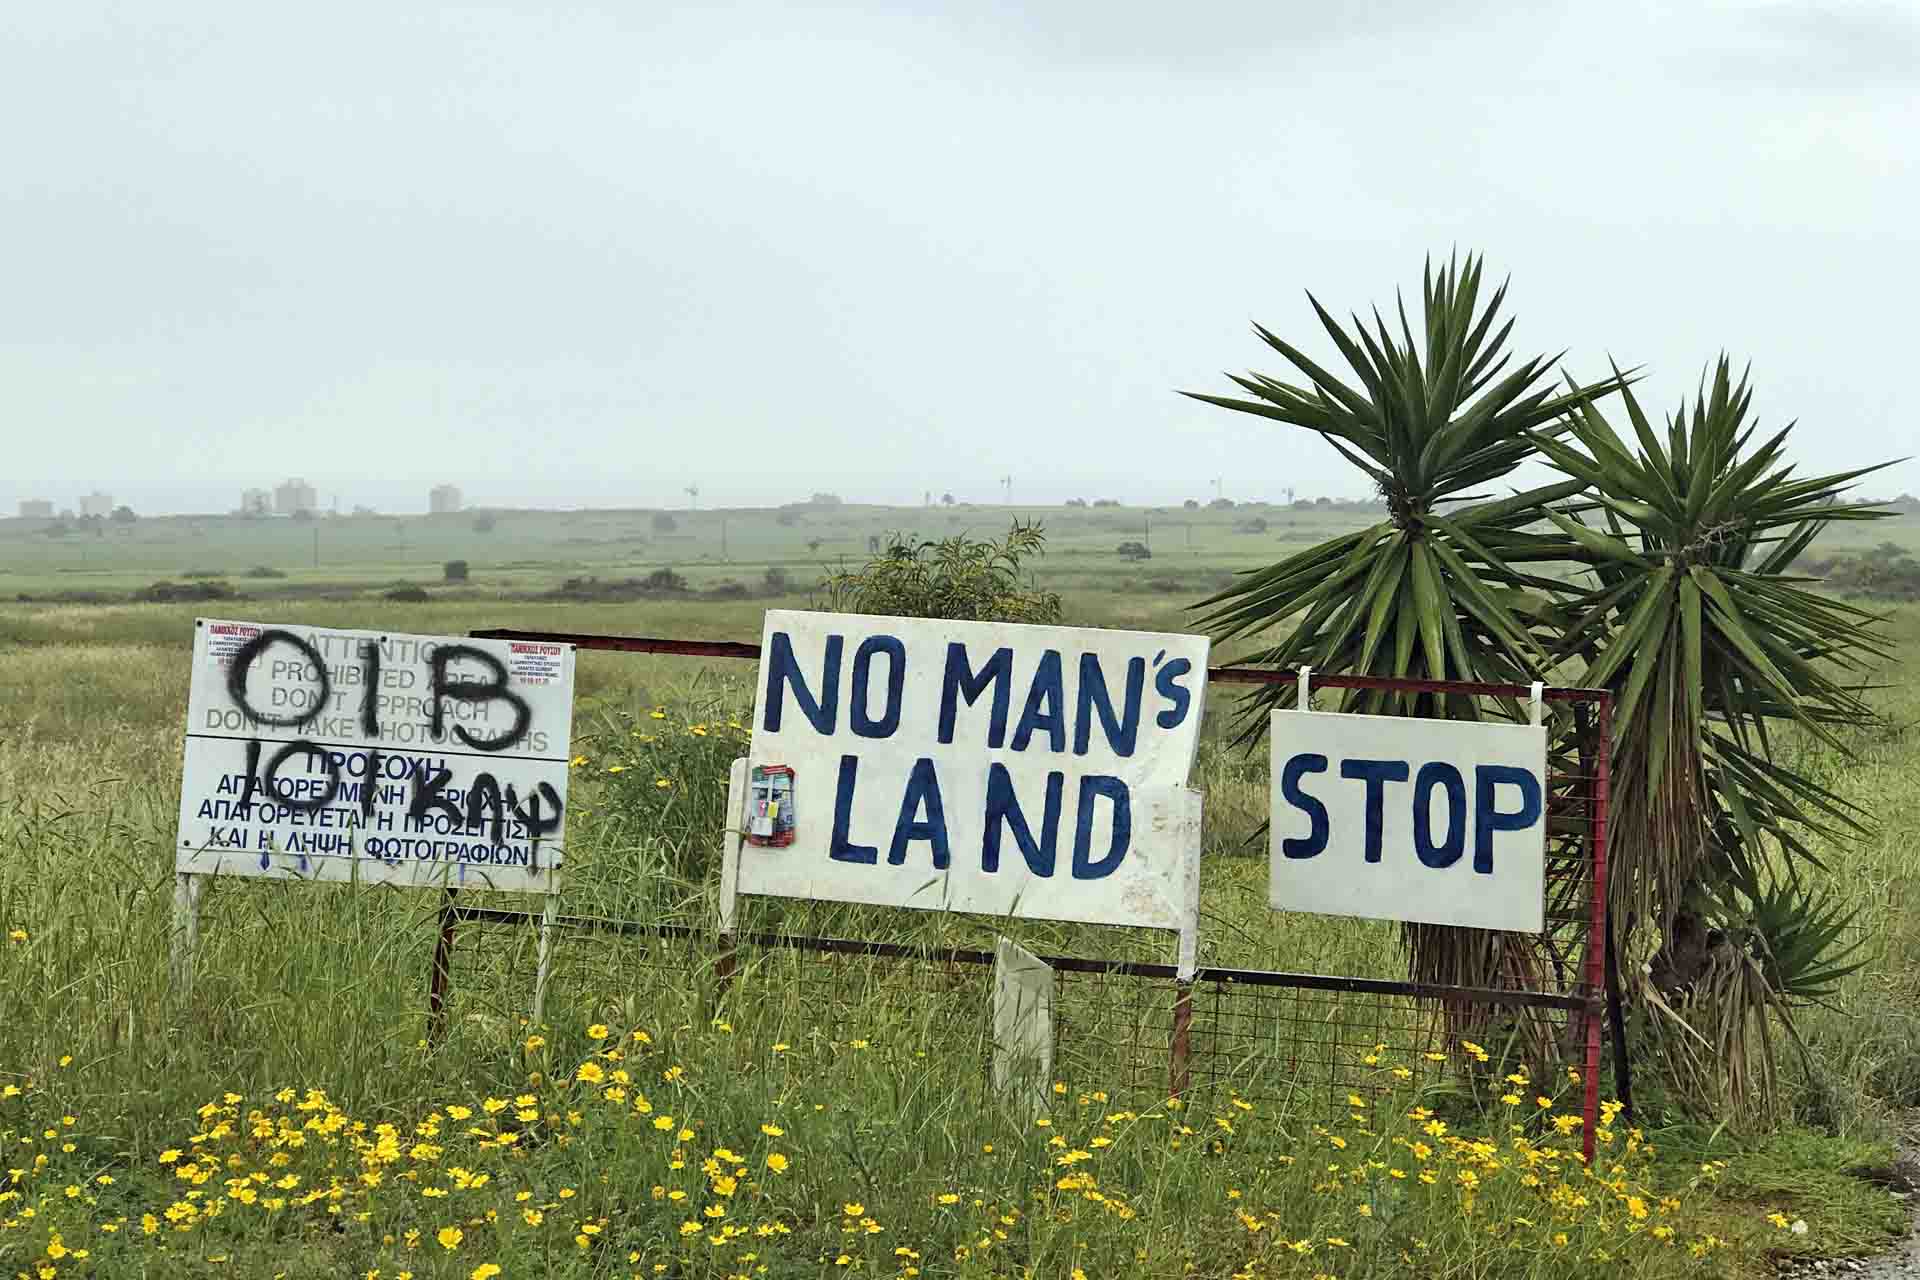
[175,619,576,894]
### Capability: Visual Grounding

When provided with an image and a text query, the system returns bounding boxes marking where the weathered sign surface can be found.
[1268,709,1548,933]
[176,619,575,893]
[733,610,1209,933]
[992,936,1054,1114]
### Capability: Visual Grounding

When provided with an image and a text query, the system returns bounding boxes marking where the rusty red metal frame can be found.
[471,627,1608,703]
[458,627,1611,1162]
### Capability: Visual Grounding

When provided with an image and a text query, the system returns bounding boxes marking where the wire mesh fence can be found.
[440,631,1611,1156]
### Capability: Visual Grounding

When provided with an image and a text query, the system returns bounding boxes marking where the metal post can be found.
[716,758,746,998]
[1581,697,1613,1166]
[532,893,559,1025]
[1605,903,1634,1126]
[1169,982,1193,1097]
[170,872,207,1002]
[426,890,459,1046]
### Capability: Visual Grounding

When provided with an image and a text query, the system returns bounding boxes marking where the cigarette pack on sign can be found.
[746,764,796,848]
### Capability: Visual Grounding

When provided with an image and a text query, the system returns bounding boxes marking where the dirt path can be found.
[1781,1118,1920,1279]
[1855,1122,1920,1280]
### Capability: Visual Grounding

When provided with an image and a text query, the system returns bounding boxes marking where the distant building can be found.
[429,483,463,514]
[17,499,53,519]
[78,491,114,518]
[241,488,271,516]
[274,478,318,515]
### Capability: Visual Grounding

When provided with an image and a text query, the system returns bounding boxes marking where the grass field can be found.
[1,504,1916,1278]
[0,503,1394,603]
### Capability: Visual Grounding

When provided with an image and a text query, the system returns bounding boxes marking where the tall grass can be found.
[2,598,1916,1277]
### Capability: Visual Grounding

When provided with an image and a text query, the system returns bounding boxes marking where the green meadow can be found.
[1,504,1916,1279]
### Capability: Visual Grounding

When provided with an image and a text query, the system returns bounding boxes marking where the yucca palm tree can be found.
[1186,255,1625,718]
[1531,360,1892,1110]
[1184,255,1628,1002]
[1189,258,1894,1110]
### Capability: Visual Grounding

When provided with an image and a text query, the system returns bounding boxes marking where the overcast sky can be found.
[4,1,1915,515]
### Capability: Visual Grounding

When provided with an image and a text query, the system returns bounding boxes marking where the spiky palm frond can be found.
[1186,254,1629,726]
[1718,865,1872,1006]
[1530,357,1897,936]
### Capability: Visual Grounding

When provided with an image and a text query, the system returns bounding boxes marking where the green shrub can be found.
[1822,541,1920,601]
[819,520,1062,623]
[644,567,688,592]
[134,580,233,602]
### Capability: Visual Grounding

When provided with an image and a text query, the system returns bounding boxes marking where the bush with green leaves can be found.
[818,520,1062,624]
[1816,541,1920,601]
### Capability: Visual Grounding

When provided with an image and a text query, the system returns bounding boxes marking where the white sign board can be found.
[730,610,1208,941]
[1268,709,1547,933]
[991,937,1054,1115]
[176,619,575,894]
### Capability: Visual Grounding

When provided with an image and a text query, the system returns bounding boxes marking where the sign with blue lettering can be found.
[174,619,575,894]
[1268,710,1547,933]
[725,611,1209,944]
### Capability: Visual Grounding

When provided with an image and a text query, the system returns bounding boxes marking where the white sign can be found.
[1268,709,1547,933]
[727,610,1208,944]
[176,619,576,894]
[992,937,1054,1115]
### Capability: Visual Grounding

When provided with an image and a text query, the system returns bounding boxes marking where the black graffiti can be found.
[409,765,464,827]
[213,632,558,858]
[465,773,509,844]
[234,737,340,815]
[263,740,340,813]
[226,628,392,736]
[428,645,531,752]
[361,749,383,819]
[513,782,563,839]
[236,737,263,812]
[227,632,536,750]
[360,643,382,737]
[510,781,562,873]
[227,629,332,729]
[229,742,567,845]
[462,775,565,846]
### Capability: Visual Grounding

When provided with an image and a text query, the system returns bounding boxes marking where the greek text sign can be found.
[176,619,575,893]
[739,611,1209,930]
[1268,710,1547,933]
